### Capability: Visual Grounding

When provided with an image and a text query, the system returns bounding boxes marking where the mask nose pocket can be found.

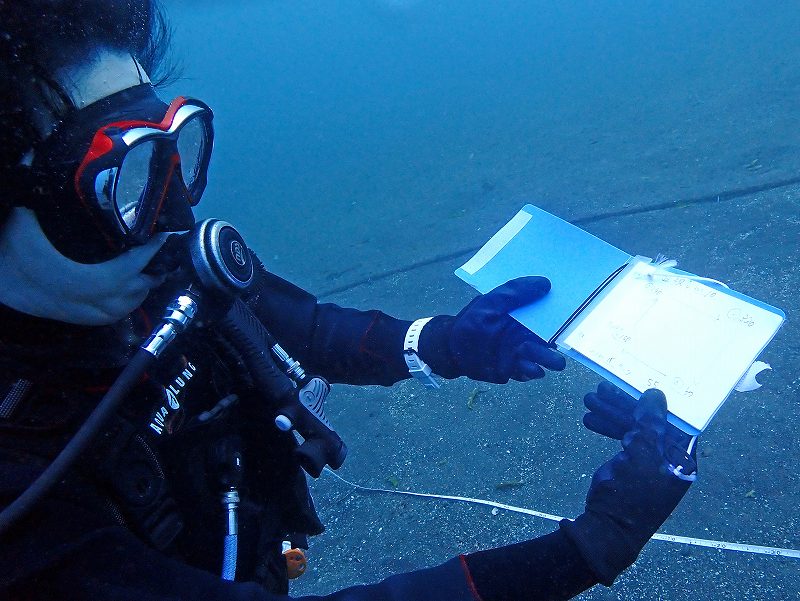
[155,166,196,233]
[132,153,196,243]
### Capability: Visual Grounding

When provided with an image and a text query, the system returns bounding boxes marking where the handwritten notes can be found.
[456,206,785,433]
[562,260,784,431]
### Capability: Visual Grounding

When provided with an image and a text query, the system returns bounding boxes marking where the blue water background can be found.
[163,2,800,599]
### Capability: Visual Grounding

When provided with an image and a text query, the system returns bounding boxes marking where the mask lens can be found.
[176,116,206,200]
[116,139,158,231]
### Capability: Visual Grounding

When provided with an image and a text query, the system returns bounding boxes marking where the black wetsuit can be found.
[0,259,599,600]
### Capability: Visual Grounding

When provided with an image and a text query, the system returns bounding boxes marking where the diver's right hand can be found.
[561,389,696,586]
[418,276,566,383]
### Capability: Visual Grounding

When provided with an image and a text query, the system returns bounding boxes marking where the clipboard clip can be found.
[647,254,730,289]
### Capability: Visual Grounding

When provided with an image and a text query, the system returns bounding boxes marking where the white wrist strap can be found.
[403,317,440,388]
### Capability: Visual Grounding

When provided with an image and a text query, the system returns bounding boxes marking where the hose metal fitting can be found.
[271,343,306,381]
[142,293,199,358]
[221,488,240,535]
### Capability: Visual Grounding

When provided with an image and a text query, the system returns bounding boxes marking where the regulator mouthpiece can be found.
[145,219,254,296]
[189,219,254,293]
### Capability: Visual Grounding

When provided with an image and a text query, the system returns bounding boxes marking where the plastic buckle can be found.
[404,350,441,389]
[403,318,441,389]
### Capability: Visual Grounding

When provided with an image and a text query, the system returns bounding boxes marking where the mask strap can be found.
[3,165,45,211]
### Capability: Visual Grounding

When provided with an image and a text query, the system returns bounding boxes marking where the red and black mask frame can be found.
[25,84,214,263]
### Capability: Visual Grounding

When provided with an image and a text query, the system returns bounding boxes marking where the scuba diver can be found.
[0,1,698,599]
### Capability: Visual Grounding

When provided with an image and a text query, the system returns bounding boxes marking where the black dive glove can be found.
[560,387,697,586]
[418,276,566,383]
[583,381,698,478]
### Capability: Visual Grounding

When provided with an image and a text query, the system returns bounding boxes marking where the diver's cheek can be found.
[62,295,142,326]
[88,285,153,325]
[66,249,169,326]
[43,274,156,326]
[0,209,173,326]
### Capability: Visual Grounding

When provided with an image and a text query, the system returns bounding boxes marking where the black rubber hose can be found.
[217,298,296,401]
[218,299,347,477]
[0,348,156,536]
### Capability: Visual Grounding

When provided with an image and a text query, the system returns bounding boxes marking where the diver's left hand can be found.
[419,276,566,383]
[562,389,696,585]
[583,380,638,440]
[583,381,697,464]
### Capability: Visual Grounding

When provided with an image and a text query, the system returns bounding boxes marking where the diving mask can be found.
[26,84,214,263]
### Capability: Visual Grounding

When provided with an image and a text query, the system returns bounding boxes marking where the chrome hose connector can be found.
[271,343,306,381]
[142,294,199,358]
[221,488,240,535]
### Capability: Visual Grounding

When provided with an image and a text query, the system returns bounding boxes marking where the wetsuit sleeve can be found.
[243,255,412,386]
[2,463,596,601]
[1,490,479,601]
[6,507,598,601]
[8,516,600,601]
[9,526,479,601]
[463,529,599,600]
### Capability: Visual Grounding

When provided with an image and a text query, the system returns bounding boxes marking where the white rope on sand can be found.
[323,468,800,560]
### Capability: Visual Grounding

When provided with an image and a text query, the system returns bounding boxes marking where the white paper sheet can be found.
[562,260,785,430]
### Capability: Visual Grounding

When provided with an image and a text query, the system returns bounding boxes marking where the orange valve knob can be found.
[283,547,307,579]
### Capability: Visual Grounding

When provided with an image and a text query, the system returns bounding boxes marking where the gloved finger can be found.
[583,389,635,416]
[514,339,566,371]
[634,389,669,424]
[585,387,637,433]
[475,276,552,314]
[583,411,630,440]
[664,421,693,449]
[597,380,637,405]
[512,360,546,382]
[666,439,699,477]
[635,391,699,480]
[623,389,669,466]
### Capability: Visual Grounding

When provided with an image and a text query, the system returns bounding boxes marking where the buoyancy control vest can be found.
[0,294,324,593]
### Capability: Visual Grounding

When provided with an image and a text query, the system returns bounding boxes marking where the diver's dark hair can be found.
[0,0,177,174]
